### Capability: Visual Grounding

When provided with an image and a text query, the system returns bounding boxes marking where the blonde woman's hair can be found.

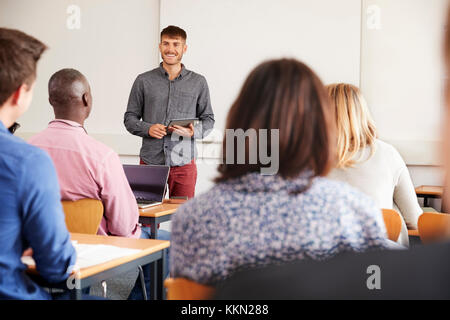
[327,83,377,168]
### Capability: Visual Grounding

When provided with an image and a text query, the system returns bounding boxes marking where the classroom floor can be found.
[89,269,138,300]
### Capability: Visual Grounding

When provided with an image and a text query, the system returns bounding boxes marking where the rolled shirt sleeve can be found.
[124,76,153,138]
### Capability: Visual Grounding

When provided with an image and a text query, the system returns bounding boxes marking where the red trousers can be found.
[140,159,197,199]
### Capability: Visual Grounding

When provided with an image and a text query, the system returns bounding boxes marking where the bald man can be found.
[30,68,154,240]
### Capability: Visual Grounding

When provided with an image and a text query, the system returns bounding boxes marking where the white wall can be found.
[161,0,362,133]
[0,0,160,139]
[361,0,448,165]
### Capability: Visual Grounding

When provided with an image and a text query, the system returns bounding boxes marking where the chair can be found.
[62,199,103,235]
[418,212,450,244]
[164,278,215,300]
[381,209,402,242]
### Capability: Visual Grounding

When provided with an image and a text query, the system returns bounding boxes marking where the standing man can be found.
[124,25,214,199]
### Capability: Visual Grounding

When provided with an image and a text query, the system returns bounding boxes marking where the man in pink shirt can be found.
[29,68,141,238]
[30,68,169,299]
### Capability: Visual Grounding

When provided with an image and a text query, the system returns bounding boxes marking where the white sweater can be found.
[328,139,422,247]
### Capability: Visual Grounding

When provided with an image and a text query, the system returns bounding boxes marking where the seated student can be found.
[0,28,76,300]
[170,58,394,286]
[327,83,422,247]
[29,68,169,299]
[29,68,143,238]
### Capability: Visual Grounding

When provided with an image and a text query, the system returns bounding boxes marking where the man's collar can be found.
[159,62,188,79]
[49,119,88,133]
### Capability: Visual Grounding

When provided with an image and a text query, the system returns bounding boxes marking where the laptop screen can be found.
[123,164,170,202]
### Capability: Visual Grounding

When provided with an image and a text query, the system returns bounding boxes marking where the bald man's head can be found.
[48,68,92,123]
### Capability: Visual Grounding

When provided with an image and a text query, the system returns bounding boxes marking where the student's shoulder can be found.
[82,135,118,162]
[374,139,401,156]
[374,139,406,165]
[311,176,378,211]
[4,135,55,169]
[173,185,229,220]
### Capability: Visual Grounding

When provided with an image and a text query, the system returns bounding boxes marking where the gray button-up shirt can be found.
[124,63,215,167]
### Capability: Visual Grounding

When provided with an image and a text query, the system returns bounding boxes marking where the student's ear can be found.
[82,92,90,107]
[10,84,27,106]
[183,44,188,54]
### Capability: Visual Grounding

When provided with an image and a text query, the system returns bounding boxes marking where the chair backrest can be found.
[164,278,215,300]
[62,199,103,235]
[381,209,402,242]
[418,212,450,244]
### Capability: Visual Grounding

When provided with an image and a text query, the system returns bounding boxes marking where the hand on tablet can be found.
[149,124,167,139]
[168,123,194,137]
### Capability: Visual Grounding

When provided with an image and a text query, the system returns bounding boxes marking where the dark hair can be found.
[161,25,187,41]
[215,58,336,182]
[48,68,86,107]
[0,28,47,106]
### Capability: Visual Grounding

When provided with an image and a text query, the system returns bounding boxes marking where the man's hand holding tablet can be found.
[168,123,194,137]
[167,118,198,138]
[149,118,198,139]
[149,124,167,139]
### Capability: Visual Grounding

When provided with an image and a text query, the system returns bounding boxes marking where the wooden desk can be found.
[28,233,170,300]
[415,185,443,208]
[139,199,186,239]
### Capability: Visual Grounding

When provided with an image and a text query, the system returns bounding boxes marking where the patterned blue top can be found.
[170,171,392,285]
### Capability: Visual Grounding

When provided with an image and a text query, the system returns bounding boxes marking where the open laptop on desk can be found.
[123,164,170,209]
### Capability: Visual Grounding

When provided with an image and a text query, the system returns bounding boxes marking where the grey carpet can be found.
[88,268,139,300]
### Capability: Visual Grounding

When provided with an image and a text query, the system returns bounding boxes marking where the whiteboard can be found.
[160,0,362,138]
[0,0,160,137]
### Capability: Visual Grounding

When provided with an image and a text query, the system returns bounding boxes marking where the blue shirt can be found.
[0,121,76,299]
[170,171,393,285]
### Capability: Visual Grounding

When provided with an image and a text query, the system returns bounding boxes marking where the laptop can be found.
[123,164,170,209]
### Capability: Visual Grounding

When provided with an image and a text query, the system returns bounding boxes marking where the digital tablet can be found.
[167,118,199,127]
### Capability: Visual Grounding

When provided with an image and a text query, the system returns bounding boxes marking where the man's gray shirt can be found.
[124,63,215,167]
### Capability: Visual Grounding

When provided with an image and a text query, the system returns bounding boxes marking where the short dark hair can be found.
[161,25,187,41]
[48,68,87,107]
[0,28,47,106]
[216,58,336,183]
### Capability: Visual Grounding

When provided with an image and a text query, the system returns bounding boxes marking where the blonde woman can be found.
[327,83,422,247]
